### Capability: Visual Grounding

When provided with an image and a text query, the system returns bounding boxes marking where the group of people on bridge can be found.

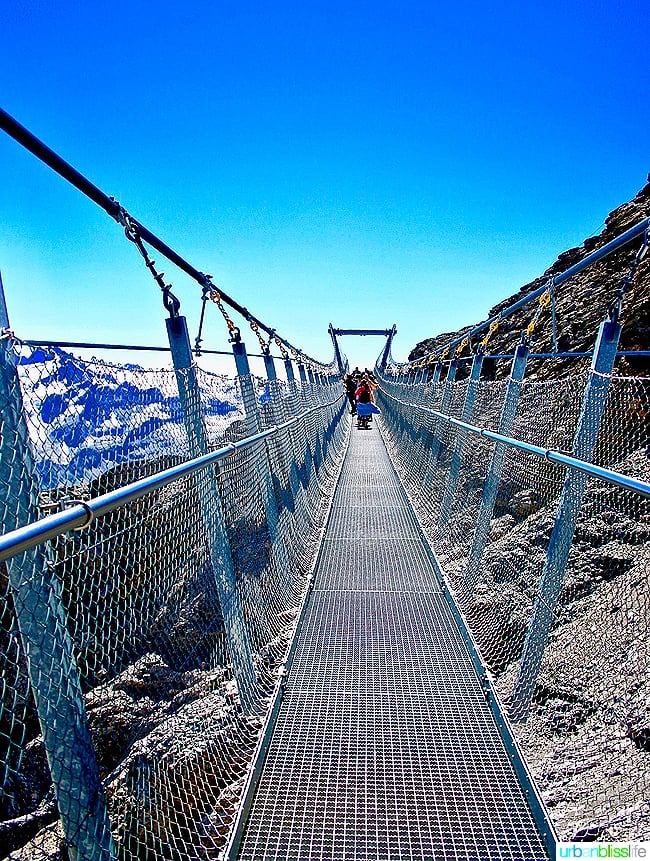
[343,369,381,430]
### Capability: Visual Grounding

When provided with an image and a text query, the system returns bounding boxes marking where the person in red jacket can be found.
[355,378,380,429]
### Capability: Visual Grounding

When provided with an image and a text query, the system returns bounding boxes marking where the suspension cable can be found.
[0,106,326,366]
[121,213,181,318]
[607,228,649,323]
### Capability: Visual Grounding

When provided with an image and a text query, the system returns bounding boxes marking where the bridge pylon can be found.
[328,324,397,374]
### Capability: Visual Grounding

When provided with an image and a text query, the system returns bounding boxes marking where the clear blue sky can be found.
[1,0,648,372]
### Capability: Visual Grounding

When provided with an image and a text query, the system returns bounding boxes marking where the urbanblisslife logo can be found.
[557,843,650,859]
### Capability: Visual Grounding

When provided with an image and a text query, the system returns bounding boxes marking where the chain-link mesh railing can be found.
[0,335,348,860]
[377,354,650,843]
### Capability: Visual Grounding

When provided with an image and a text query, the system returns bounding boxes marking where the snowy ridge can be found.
[17,346,245,490]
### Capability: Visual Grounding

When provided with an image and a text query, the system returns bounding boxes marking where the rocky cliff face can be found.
[409,177,650,380]
[401,178,650,841]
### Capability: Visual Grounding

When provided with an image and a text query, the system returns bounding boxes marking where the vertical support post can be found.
[426,360,459,468]
[284,358,295,384]
[510,317,622,720]
[462,342,530,595]
[328,324,346,376]
[438,352,484,529]
[284,358,296,399]
[410,361,439,459]
[232,340,261,435]
[0,279,117,861]
[379,324,397,370]
[281,358,302,496]
[296,362,309,410]
[414,361,442,458]
[166,316,260,714]
[256,349,294,608]
[263,351,277,384]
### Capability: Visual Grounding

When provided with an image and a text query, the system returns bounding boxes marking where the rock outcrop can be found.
[410,177,650,381]
[405,181,650,840]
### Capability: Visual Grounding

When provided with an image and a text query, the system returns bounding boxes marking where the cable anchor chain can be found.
[200,276,242,343]
[249,318,269,354]
[455,334,472,357]
[479,316,501,350]
[275,337,289,361]
[116,204,181,319]
[607,227,649,324]
[194,287,210,356]
[523,281,553,343]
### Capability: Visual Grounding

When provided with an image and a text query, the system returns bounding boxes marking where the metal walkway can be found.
[229,422,551,860]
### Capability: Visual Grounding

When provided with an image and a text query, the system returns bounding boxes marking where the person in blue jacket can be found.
[355,378,380,429]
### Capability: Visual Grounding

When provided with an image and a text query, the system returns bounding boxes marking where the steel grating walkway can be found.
[230,422,551,860]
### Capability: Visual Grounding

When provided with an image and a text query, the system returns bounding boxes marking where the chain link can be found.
[249,320,268,353]
[275,337,289,361]
[480,319,500,350]
[206,287,241,342]
[120,211,181,318]
[455,336,470,357]
[523,282,553,342]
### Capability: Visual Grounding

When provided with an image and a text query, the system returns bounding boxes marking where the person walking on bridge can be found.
[344,374,358,415]
[355,377,380,429]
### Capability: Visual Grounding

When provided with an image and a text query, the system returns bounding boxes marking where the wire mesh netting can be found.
[0,336,348,860]
[377,359,650,843]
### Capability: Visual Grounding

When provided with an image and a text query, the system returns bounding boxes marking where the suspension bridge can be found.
[0,108,649,861]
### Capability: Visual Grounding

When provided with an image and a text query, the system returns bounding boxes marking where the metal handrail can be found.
[23,339,287,360]
[406,216,650,365]
[0,106,328,367]
[0,393,344,563]
[389,350,650,369]
[380,389,650,500]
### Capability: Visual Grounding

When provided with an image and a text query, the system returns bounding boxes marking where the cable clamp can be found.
[69,499,95,531]
[110,198,129,228]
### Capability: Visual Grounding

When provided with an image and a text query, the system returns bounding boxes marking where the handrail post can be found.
[424,359,459,478]
[0,278,117,860]
[233,339,262,434]
[462,341,530,596]
[280,358,304,497]
[260,351,299,598]
[438,352,485,529]
[413,360,443,471]
[510,316,622,720]
[296,361,311,410]
[283,358,299,415]
[231,339,279,642]
[166,315,260,714]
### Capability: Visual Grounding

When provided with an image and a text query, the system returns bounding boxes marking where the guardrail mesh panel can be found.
[1,338,348,859]
[378,364,650,842]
